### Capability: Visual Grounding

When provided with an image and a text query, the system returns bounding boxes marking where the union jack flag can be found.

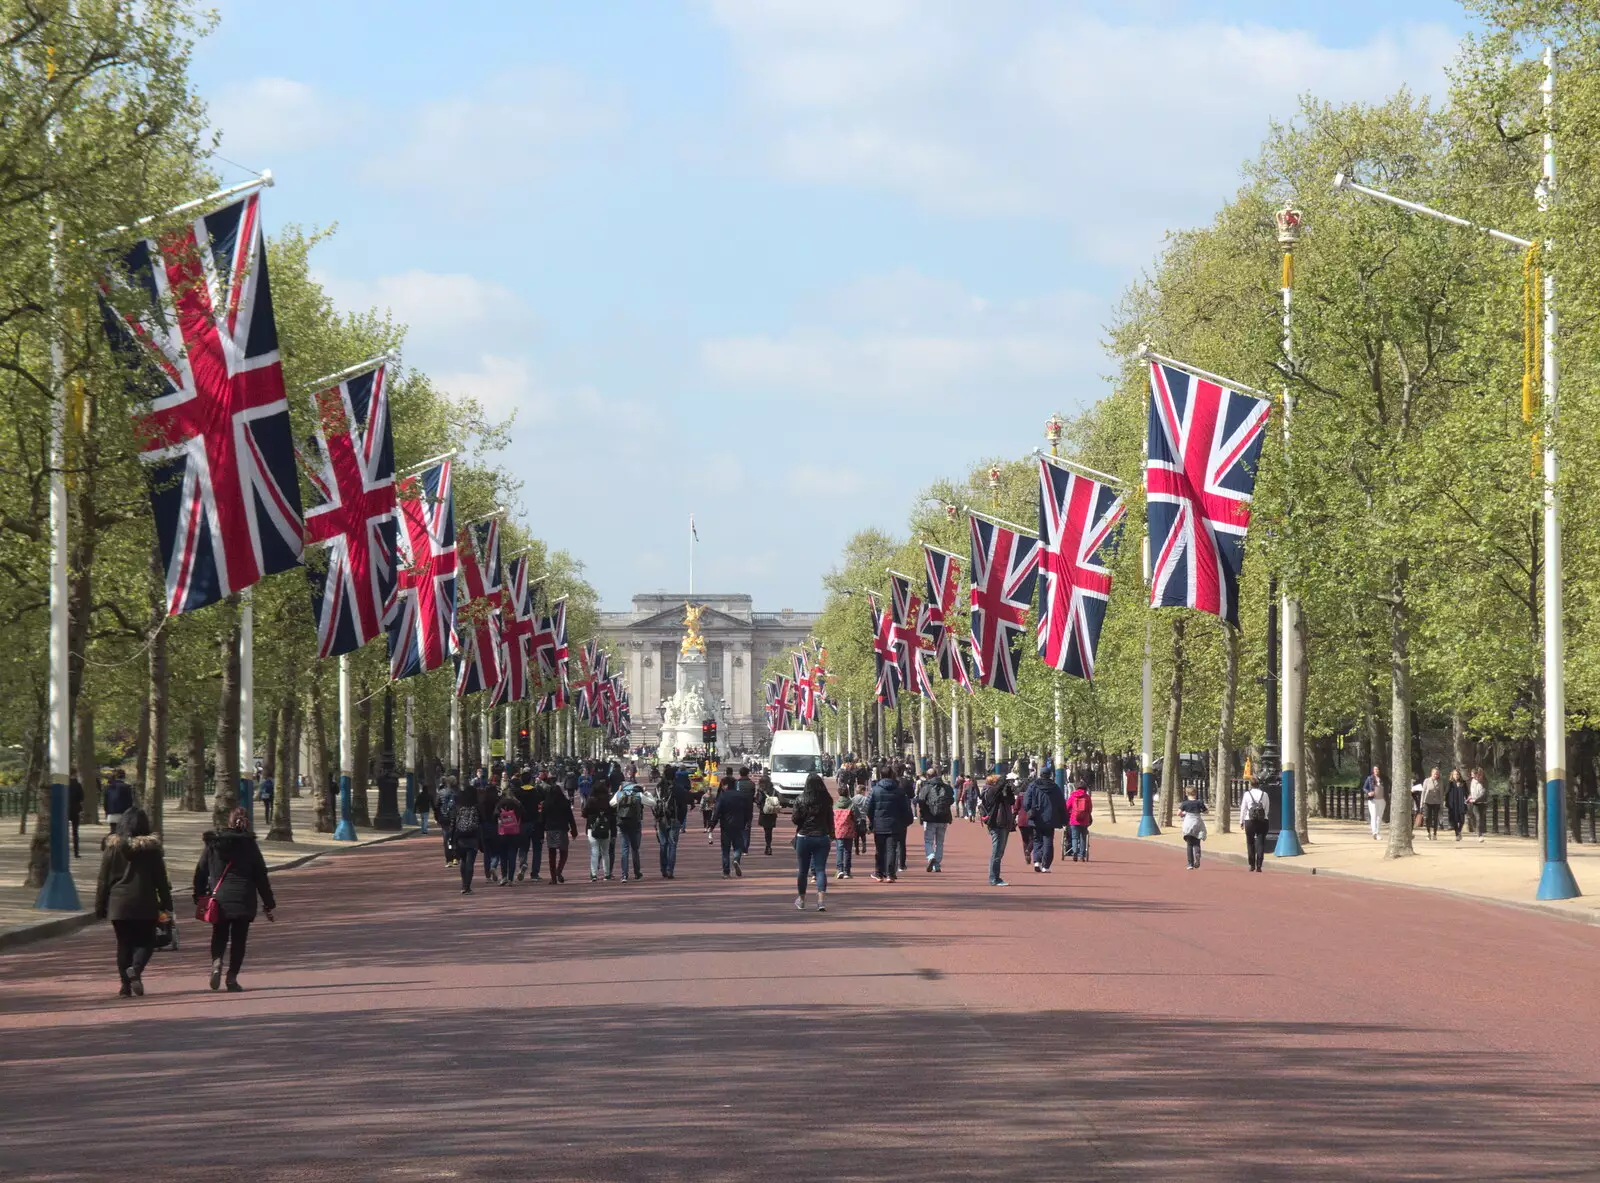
[924,546,971,691]
[302,364,397,658]
[535,682,567,714]
[968,514,1039,695]
[385,460,456,680]
[571,640,601,725]
[1147,361,1271,627]
[793,651,816,722]
[867,591,900,707]
[103,192,303,615]
[531,593,564,679]
[494,555,537,705]
[889,572,937,700]
[454,520,503,696]
[1037,458,1126,680]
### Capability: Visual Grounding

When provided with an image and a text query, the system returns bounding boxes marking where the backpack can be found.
[930,783,953,821]
[589,811,614,840]
[655,788,681,826]
[761,792,779,817]
[1075,793,1093,826]
[497,805,520,836]
[454,803,480,836]
[1246,791,1267,823]
[616,788,643,824]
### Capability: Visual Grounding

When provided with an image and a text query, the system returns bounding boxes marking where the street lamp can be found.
[986,465,1002,490]
[1331,46,1578,901]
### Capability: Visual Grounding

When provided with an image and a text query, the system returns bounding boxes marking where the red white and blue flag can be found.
[889,572,937,700]
[531,592,564,680]
[453,520,503,696]
[968,513,1039,695]
[868,591,900,708]
[1146,361,1270,627]
[494,555,537,705]
[924,546,971,691]
[1037,457,1126,680]
[302,364,397,658]
[104,192,303,615]
[793,651,816,722]
[385,460,456,680]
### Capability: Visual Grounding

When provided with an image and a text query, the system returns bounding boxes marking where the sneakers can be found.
[933,864,941,873]
[723,871,731,879]
[460,887,472,895]
[992,879,1009,887]
[130,976,144,997]
[225,979,243,993]
[817,897,827,912]
[209,959,223,991]
[591,874,598,882]
[871,873,884,882]
[795,896,805,911]
[733,860,742,878]
[926,860,935,873]
[118,981,133,998]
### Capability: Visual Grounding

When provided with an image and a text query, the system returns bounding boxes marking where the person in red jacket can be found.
[1065,780,1094,862]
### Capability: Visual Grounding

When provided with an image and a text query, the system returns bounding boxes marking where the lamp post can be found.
[1274,205,1305,858]
[402,695,417,826]
[1138,536,1159,835]
[1331,47,1578,900]
[1046,413,1066,787]
[373,686,401,829]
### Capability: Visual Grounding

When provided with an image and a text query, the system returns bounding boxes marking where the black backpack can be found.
[454,803,480,836]
[1247,791,1268,823]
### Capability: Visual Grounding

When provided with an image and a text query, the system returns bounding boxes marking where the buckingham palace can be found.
[598,593,819,751]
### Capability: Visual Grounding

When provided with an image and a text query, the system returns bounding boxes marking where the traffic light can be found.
[702,719,717,746]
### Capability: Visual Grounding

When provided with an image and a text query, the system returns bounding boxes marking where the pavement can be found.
[0,795,417,949]
[1086,792,1600,923]
[2,811,1598,1181]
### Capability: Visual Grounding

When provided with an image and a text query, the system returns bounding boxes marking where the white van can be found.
[768,730,823,805]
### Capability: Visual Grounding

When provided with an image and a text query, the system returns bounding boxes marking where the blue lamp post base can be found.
[334,773,357,842]
[1537,859,1581,900]
[35,782,80,910]
[1137,770,1160,836]
[1275,769,1305,856]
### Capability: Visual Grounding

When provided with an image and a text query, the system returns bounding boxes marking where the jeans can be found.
[1034,827,1056,869]
[1068,824,1088,859]
[1424,802,1442,836]
[1018,825,1035,865]
[873,833,897,879]
[70,816,80,858]
[618,821,643,879]
[795,834,830,896]
[442,827,457,864]
[893,826,908,871]
[209,916,251,978]
[657,824,680,877]
[835,838,852,876]
[1185,835,1202,867]
[1367,799,1384,837]
[459,840,478,889]
[588,833,614,879]
[1243,819,1269,870]
[1471,800,1488,836]
[720,827,742,874]
[112,918,156,983]
[481,836,503,882]
[922,821,947,868]
[988,828,1010,884]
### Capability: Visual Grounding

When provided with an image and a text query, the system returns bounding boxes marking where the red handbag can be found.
[196,861,232,924]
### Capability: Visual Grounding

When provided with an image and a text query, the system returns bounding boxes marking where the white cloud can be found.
[210,76,365,160]
[315,270,535,362]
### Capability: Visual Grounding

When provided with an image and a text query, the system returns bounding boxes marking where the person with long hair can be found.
[193,807,276,992]
[1445,768,1470,842]
[95,808,173,997]
[1468,766,1489,842]
[791,773,834,911]
[756,773,781,855]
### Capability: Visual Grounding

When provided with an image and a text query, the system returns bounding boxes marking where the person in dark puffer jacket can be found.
[96,808,173,998]
[194,807,276,992]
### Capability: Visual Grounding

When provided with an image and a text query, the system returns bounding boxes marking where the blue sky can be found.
[193,0,1471,611]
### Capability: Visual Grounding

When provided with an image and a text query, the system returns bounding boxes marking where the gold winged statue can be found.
[680,602,706,656]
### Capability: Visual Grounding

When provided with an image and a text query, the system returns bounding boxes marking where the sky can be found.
[192,0,1473,612]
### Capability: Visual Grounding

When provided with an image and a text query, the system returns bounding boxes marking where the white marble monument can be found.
[656,603,730,759]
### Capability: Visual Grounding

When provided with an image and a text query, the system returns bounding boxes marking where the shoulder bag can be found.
[196,861,232,925]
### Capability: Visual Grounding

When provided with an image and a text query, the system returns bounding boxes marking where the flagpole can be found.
[1138,537,1160,836]
[449,696,461,776]
[1047,417,1065,788]
[240,587,255,824]
[1276,208,1306,858]
[689,515,695,596]
[334,654,357,840]
[402,695,418,826]
[949,689,960,782]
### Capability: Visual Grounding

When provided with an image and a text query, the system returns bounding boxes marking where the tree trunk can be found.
[212,595,242,829]
[268,693,295,842]
[1215,623,1238,834]
[1294,606,1311,844]
[184,713,207,811]
[24,685,48,884]
[352,680,373,826]
[146,617,168,837]
[132,692,150,808]
[288,711,302,797]
[1386,561,1415,858]
[1451,712,1469,776]
[1160,616,1185,828]
[308,685,333,833]
[75,701,100,825]
[262,705,279,783]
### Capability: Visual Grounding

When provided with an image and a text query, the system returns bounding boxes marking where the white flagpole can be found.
[1138,537,1159,836]
[449,696,461,775]
[335,654,356,840]
[403,695,417,825]
[689,514,695,596]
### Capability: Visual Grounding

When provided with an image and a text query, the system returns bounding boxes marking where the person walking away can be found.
[893,764,915,873]
[68,770,83,858]
[866,770,906,882]
[1065,779,1094,862]
[511,773,544,883]
[757,776,781,855]
[1178,788,1208,870]
[648,773,683,879]
[543,782,576,883]
[95,808,173,997]
[1015,782,1036,873]
[915,771,954,873]
[832,786,856,879]
[193,807,276,991]
[258,773,275,828]
[414,779,434,837]
[700,771,717,835]
[491,789,524,887]
[1239,780,1270,872]
[103,768,133,836]
[1468,767,1489,842]
[1360,765,1384,841]
[734,768,759,858]
[980,775,1016,887]
[1421,767,1444,840]
[1444,768,1469,842]
[791,774,834,911]
[611,779,647,880]
[584,790,616,882]
[446,788,480,893]
[710,782,754,878]
[473,779,500,885]
[1023,773,1062,873]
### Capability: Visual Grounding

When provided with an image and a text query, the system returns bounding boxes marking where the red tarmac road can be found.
[3,817,1599,1182]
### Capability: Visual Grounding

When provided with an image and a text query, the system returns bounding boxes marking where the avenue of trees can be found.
[805,1,1600,856]
[0,2,604,882]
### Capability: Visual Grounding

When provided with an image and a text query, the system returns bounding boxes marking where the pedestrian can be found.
[980,775,1016,887]
[756,775,781,855]
[578,764,593,803]
[490,787,525,887]
[510,773,543,883]
[1445,768,1470,842]
[866,767,908,882]
[584,788,617,882]
[258,772,275,825]
[1015,784,1036,874]
[543,781,577,883]
[1065,778,1094,862]
[445,787,480,893]
[414,779,434,837]
[68,770,83,858]
[648,770,684,879]
[103,768,133,835]
[611,778,647,881]
[735,767,759,858]
[95,808,173,998]
[435,775,461,865]
[832,784,856,879]
[1178,787,1208,870]
[791,773,834,912]
[193,807,276,991]
[709,781,754,878]
[1468,766,1489,842]
[915,770,954,872]
[1239,779,1271,872]
[700,772,717,834]
[1360,765,1385,840]
[893,764,914,873]
[1421,766,1444,840]
[1022,771,1063,873]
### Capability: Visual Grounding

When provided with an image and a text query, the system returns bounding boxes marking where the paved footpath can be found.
[2,816,1599,1182]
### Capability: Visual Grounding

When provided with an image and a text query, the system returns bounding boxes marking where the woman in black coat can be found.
[95,808,173,997]
[194,807,276,992]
